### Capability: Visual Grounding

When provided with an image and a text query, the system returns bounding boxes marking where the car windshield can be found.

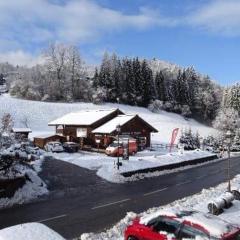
[148,217,180,236]
[54,143,61,147]
[66,143,75,146]
[109,143,119,147]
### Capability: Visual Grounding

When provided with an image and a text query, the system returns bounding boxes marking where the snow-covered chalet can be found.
[48,108,158,149]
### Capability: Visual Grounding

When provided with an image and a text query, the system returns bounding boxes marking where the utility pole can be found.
[225,130,232,192]
[116,124,121,170]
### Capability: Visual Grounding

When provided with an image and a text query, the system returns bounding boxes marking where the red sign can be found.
[169,128,179,152]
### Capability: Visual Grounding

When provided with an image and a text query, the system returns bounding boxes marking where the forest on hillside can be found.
[0,43,239,126]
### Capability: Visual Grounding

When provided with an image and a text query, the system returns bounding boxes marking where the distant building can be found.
[92,114,158,148]
[12,128,32,139]
[48,109,158,149]
[33,134,66,149]
[48,109,123,147]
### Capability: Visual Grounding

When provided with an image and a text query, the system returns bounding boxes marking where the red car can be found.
[124,208,240,240]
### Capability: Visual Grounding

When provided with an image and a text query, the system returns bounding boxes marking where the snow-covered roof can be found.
[184,211,235,237]
[0,223,65,240]
[34,134,63,139]
[12,128,32,133]
[92,115,135,134]
[48,109,119,126]
[140,208,236,238]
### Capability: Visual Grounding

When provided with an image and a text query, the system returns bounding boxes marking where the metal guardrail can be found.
[150,143,178,150]
[121,155,218,178]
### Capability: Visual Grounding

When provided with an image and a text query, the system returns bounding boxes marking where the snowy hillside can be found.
[147,58,181,74]
[0,94,217,143]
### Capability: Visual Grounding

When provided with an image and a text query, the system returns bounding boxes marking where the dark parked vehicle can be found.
[63,142,79,153]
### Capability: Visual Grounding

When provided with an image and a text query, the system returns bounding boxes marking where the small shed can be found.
[12,128,32,139]
[33,134,66,149]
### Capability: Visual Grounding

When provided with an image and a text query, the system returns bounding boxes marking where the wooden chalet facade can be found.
[48,109,123,147]
[92,114,158,148]
[48,109,158,149]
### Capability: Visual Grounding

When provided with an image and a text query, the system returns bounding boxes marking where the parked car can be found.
[231,144,240,152]
[63,142,79,153]
[44,142,64,153]
[124,208,240,240]
[105,139,137,157]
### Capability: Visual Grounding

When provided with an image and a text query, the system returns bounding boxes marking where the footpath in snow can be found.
[51,149,217,183]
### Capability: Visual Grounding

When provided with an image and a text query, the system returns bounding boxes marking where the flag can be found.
[170,128,179,152]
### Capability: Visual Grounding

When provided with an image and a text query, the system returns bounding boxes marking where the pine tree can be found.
[155,71,166,101]
[141,60,155,107]
[229,83,240,113]
[121,58,136,105]
[132,57,143,105]
[92,68,99,88]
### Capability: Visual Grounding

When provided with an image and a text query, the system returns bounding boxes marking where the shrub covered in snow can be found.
[179,129,200,150]
[148,100,164,113]
[148,100,192,117]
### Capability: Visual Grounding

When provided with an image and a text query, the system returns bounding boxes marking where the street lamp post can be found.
[116,124,121,170]
[199,137,203,151]
[225,130,232,192]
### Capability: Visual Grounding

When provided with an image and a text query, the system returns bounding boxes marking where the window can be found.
[149,217,180,236]
[179,224,209,240]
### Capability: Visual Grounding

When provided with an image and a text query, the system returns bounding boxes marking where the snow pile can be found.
[0,94,217,144]
[0,223,65,240]
[0,159,48,209]
[53,150,216,183]
[80,212,137,240]
[79,174,240,240]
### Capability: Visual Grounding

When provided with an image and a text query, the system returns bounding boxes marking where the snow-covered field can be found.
[80,175,240,240]
[0,94,217,144]
[0,159,48,209]
[52,150,216,183]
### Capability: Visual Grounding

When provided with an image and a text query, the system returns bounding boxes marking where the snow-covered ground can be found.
[0,94,217,144]
[80,175,240,240]
[51,149,216,183]
[0,223,65,240]
[0,158,48,209]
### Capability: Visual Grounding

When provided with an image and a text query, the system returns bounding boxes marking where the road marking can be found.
[92,198,131,210]
[38,214,67,223]
[143,187,168,196]
[196,175,207,180]
[175,180,192,186]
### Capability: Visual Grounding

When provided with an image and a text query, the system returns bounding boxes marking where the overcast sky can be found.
[0,0,240,85]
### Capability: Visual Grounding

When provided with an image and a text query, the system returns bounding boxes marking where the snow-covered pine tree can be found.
[213,108,239,132]
[155,71,166,102]
[121,58,136,105]
[133,57,143,105]
[179,128,200,150]
[229,83,240,113]
[141,60,155,107]
[92,68,99,88]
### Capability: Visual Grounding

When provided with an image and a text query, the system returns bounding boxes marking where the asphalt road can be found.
[0,156,240,239]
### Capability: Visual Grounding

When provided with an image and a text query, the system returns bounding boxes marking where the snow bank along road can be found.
[0,156,240,239]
